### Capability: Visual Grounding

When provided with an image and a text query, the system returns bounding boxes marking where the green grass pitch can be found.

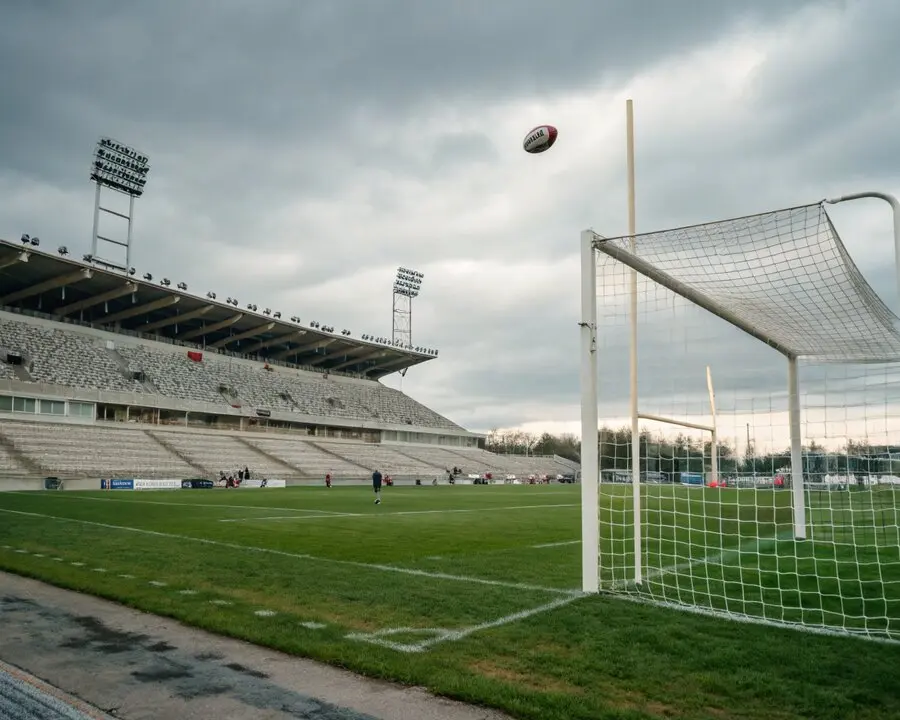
[1,484,899,720]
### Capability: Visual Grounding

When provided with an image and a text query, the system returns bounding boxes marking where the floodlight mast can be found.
[89,137,150,273]
[391,266,423,361]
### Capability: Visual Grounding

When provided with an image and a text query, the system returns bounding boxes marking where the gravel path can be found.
[0,571,511,720]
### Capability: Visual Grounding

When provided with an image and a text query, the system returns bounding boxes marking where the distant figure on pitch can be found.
[372,469,383,504]
[325,472,332,489]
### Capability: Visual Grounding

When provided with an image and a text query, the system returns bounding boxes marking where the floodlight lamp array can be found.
[361,334,438,356]
[394,266,424,298]
[90,137,150,197]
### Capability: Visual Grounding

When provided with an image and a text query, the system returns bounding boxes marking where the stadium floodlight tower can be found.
[392,266,424,351]
[89,137,150,273]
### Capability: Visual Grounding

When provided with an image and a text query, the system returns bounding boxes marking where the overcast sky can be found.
[1,0,899,437]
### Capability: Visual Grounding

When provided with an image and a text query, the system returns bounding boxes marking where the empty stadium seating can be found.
[305,441,444,476]
[0,422,195,478]
[149,430,295,479]
[0,315,461,430]
[0,313,582,483]
[241,436,367,477]
[0,319,144,392]
[0,418,576,482]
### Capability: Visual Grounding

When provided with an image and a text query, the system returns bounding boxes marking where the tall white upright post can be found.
[626,99,642,585]
[706,366,719,485]
[788,356,807,539]
[580,230,600,593]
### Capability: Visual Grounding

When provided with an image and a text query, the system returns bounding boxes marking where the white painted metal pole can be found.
[626,99,642,585]
[580,229,600,593]
[126,193,135,273]
[706,366,719,486]
[91,183,101,258]
[788,356,807,540]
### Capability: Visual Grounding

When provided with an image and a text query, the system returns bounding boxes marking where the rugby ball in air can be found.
[523,125,558,154]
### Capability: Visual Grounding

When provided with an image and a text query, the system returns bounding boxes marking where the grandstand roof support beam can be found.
[101,295,180,324]
[271,338,334,360]
[178,313,243,341]
[0,268,93,305]
[55,282,138,316]
[330,348,386,371]
[243,330,307,354]
[144,304,214,333]
[0,251,30,271]
[369,354,421,374]
[208,322,276,349]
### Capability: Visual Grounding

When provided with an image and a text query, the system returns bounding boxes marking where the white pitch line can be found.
[220,513,354,523]
[219,502,579,523]
[4,491,341,515]
[0,507,576,596]
[531,540,580,549]
[346,593,583,653]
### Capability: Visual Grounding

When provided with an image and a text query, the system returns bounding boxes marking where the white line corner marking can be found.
[345,593,582,653]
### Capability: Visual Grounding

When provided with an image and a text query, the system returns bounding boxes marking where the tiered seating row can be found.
[309,442,444,476]
[242,436,366,477]
[0,420,577,481]
[151,431,294,479]
[0,319,143,392]
[0,422,194,478]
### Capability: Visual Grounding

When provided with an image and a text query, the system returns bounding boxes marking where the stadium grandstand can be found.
[0,237,578,488]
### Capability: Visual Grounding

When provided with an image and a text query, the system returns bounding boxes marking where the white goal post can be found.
[579,100,900,643]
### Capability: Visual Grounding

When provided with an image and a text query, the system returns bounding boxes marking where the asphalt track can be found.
[0,572,510,720]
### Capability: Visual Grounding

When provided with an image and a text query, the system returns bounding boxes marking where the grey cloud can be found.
[0,1,813,174]
[1,0,898,433]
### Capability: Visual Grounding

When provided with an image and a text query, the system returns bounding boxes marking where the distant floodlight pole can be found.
[392,267,423,353]
[825,192,900,311]
[89,137,150,273]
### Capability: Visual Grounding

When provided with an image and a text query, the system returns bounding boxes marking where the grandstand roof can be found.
[0,239,432,379]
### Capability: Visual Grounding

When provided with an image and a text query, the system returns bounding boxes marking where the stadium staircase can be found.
[234,436,305,476]
[106,347,159,393]
[217,384,241,406]
[9,362,33,383]
[308,441,370,472]
[143,430,208,476]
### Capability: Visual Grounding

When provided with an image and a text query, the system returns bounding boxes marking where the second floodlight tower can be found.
[89,137,151,273]
[392,266,424,350]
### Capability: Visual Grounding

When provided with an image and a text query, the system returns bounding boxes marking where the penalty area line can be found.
[0,507,576,597]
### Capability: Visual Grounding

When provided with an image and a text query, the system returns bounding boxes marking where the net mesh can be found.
[591,202,900,643]
[595,203,900,363]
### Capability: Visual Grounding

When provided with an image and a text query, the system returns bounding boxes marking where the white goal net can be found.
[580,202,900,643]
